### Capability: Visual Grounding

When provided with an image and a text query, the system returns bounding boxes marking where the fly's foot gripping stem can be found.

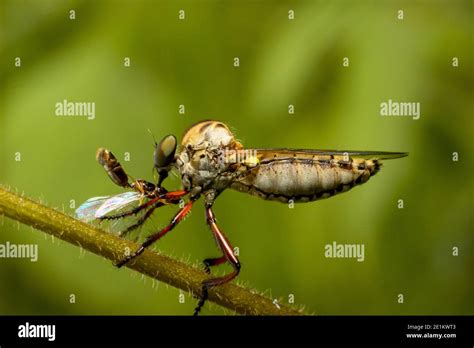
[193,206,241,316]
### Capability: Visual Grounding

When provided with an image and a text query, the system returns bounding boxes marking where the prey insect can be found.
[76,120,408,315]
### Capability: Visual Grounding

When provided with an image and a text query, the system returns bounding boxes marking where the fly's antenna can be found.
[147,128,158,147]
[147,129,159,180]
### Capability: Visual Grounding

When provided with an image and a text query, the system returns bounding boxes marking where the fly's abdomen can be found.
[231,158,381,203]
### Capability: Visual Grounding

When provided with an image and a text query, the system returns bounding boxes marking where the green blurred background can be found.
[0,0,472,315]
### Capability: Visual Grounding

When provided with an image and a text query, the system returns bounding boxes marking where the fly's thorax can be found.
[175,120,243,191]
[181,120,242,150]
[130,179,156,197]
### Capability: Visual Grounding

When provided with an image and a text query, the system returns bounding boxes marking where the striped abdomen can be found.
[230,157,381,203]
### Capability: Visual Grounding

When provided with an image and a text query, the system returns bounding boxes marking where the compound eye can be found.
[154,134,177,169]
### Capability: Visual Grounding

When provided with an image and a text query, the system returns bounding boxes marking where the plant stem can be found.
[0,186,303,315]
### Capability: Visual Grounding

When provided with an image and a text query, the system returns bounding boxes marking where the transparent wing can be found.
[76,191,155,237]
[75,195,111,222]
[251,149,408,162]
[94,191,143,218]
[75,192,143,222]
[230,149,408,181]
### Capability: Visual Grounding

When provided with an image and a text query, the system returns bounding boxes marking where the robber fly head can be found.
[153,134,177,186]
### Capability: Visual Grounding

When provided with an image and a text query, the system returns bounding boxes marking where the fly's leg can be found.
[194,206,241,316]
[116,203,163,237]
[203,256,226,274]
[117,192,186,236]
[115,200,194,268]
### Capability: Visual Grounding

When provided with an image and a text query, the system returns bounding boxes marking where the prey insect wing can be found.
[94,191,143,218]
[75,192,152,235]
[76,192,143,222]
[75,195,111,222]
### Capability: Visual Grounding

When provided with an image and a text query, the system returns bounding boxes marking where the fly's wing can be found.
[229,149,407,174]
[94,191,143,218]
[249,149,408,165]
[75,195,111,223]
[75,192,151,236]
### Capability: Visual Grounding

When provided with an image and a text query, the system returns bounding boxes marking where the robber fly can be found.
[76,120,407,315]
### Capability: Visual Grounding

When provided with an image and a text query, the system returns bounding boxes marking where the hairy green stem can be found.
[0,186,303,315]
